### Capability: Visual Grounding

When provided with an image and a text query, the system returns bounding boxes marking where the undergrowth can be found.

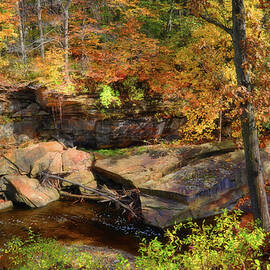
[136,209,270,270]
[2,210,270,269]
[92,145,147,157]
[2,228,108,269]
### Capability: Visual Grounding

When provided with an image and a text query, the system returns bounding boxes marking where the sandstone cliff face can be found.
[0,84,183,149]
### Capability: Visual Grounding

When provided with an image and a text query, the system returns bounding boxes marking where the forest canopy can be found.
[0,0,269,141]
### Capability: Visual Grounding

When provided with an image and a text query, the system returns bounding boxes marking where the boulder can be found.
[36,141,65,152]
[62,148,93,172]
[0,141,94,178]
[4,175,59,208]
[0,142,97,208]
[140,195,189,228]
[139,150,245,200]
[94,140,237,188]
[94,141,270,228]
[1,141,64,175]
[65,171,96,194]
[0,157,17,175]
[140,182,249,228]
[0,200,13,210]
[30,152,63,177]
[95,150,179,188]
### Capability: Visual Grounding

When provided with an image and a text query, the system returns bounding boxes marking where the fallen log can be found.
[40,172,138,218]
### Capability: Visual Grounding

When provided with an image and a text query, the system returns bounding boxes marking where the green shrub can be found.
[135,209,270,270]
[4,230,74,269]
[3,229,107,269]
[122,77,144,102]
[99,84,121,108]
[93,145,147,157]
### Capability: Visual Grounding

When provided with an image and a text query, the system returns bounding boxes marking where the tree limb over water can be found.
[39,172,139,218]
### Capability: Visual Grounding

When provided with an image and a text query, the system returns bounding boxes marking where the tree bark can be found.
[218,111,222,142]
[195,0,270,230]
[63,0,72,80]
[232,0,270,230]
[37,0,45,60]
[166,0,174,33]
[17,0,27,66]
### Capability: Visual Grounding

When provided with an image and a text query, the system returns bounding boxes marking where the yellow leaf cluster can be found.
[0,1,17,50]
[175,22,236,141]
[33,48,74,94]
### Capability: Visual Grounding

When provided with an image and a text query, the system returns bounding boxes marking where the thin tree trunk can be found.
[17,0,26,66]
[166,0,174,33]
[232,0,270,230]
[219,111,222,142]
[63,0,72,80]
[190,0,270,230]
[37,0,45,60]
[80,18,87,72]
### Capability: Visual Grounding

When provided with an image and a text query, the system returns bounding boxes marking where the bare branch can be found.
[200,14,233,36]
[40,172,138,218]
[60,190,104,200]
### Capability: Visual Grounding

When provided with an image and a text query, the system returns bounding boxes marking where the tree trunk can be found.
[63,0,72,80]
[80,18,87,72]
[218,111,222,142]
[166,0,174,33]
[37,0,45,60]
[232,0,270,230]
[17,0,26,66]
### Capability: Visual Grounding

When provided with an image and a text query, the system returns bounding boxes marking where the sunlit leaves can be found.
[34,48,75,93]
[0,0,17,49]
[0,0,268,144]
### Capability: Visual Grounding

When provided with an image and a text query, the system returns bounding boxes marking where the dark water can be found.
[0,200,163,264]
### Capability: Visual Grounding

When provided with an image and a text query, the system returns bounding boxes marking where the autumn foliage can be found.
[0,0,269,142]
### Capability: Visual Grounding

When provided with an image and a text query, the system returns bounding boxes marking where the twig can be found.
[60,190,103,200]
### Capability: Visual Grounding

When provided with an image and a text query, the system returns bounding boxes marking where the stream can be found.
[0,200,163,268]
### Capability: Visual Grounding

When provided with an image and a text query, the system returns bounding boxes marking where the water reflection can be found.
[0,200,147,255]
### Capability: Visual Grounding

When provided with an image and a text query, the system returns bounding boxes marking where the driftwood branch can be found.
[60,191,103,200]
[40,172,138,218]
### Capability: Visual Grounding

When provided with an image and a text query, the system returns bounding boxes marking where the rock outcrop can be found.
[0,200,13,210]
[94,141,270,228]
[0,142,95,209]
[4,175,60,208]
[2,139,269,229]
[0,83,183,150]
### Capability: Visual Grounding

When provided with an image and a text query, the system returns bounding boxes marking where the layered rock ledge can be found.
[94,141,270,228]
[1,140,270,229]
[0,83,183,150]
